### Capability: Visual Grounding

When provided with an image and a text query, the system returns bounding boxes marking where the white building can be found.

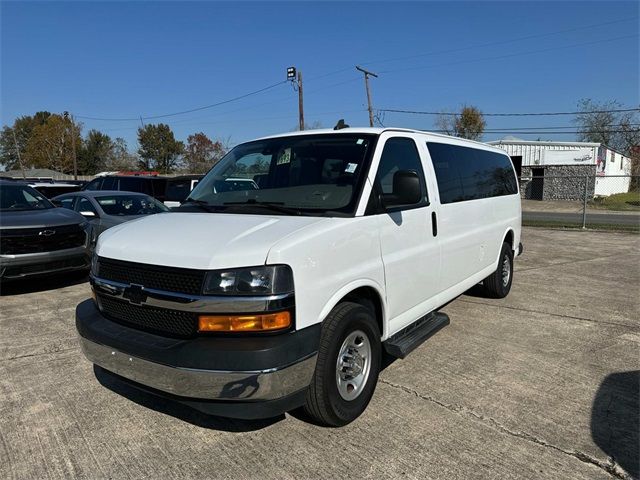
[488,137,631,197]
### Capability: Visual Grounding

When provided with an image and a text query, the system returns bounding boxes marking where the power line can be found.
[358,17,638,69]
[75,80,288,122]
[379,108,640,117]
[377,34,639,75]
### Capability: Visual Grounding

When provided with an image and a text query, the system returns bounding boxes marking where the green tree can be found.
[435,105,486,140]
[0,112,51,170]
[137,123,184,173]
[78,130,113,175]
[183,132,226,173]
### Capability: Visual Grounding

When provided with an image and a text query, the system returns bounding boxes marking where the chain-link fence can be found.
[521,175,640,232]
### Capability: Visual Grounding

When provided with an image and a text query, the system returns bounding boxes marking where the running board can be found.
[383,312,450,359]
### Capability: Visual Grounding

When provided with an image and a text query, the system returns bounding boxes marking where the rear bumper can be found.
[0,246,89,279]
[76,299,320,418]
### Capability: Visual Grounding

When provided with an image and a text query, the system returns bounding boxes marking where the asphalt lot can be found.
[1,227,638,480]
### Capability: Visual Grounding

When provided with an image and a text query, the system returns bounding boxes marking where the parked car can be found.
[76,128,522,426]
[53,191,170,245]
[83,175,169,202]
[164,175,203,208]
[0,180,89,281]
[29,181,82,198]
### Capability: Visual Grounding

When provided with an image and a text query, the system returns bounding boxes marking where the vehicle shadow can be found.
[93,365,283,432]
[591,370,639,479]
[0,271,89,296]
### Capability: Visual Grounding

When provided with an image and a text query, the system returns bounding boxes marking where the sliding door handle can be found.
[431,212,438,237]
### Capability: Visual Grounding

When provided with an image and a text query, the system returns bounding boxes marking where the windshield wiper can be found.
[223,199,302,216]
[182,199,225,213]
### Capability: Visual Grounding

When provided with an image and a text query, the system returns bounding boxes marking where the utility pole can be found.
[356,66,378,127]
[64,111,78,180]
[287,67,304,130]
[11,129,26,179]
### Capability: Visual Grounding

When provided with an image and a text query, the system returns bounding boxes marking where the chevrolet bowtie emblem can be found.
[123,284,147,305]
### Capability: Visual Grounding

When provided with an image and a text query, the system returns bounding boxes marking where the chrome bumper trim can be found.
[79,336,316,401]
[91,276,294,313]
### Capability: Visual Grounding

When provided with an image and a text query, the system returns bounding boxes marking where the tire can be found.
[304,301,381,427]
[483,242,514,298]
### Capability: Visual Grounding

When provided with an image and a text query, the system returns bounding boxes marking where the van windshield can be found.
[185,134,376,216]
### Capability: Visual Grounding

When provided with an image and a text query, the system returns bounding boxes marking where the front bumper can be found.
[0,246,89,279]
[76,299,320,418]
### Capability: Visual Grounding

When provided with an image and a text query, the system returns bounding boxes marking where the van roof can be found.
[255,127,504,152]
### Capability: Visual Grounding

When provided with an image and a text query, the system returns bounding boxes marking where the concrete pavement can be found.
[1,228,638,479]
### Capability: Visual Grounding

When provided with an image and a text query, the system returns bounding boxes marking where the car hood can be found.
[96,212,328,270]
[0,207,85,229]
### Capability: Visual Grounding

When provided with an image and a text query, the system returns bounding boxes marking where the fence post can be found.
[582,175,588,229]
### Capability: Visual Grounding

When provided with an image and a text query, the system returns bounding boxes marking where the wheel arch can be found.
[317,280,386,339]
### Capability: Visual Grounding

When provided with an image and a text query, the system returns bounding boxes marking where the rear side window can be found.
[102,177,117,190]
[118,177,144,193]
[427,143,517,204]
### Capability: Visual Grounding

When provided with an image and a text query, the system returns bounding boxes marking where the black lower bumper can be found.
[76,300,321,419]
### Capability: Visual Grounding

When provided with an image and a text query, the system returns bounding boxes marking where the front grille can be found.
[0,224,86,255]
[97,257,205,295]
[97,294,198,338]
[2,256,88,278]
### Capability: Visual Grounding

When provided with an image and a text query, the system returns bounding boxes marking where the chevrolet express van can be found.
[76,128,522,426]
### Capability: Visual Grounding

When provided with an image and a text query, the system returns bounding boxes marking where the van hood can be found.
[96,212,328,270]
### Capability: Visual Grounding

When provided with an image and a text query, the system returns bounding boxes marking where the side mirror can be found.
[51,200,63,208]
[80,211,96,218]
[381,170,422,208]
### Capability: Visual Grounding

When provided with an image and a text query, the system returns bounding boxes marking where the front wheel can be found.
[304,301,381,427]
[483,242,514,298]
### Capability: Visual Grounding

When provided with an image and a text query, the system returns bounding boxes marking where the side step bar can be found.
[383,312,450,359]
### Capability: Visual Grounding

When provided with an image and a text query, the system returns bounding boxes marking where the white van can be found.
[77,128,522,426]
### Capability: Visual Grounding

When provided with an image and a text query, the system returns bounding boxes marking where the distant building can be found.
[488,137,631,200]
[1,168,73,181]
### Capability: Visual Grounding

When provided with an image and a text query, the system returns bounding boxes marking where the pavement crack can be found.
[378,378,632,479]
[2,346,79,363]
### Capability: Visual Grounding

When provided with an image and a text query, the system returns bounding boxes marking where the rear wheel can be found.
[304,301,381,427]
[483,242,514,298]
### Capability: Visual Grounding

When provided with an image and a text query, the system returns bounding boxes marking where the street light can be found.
[287,67,297,80]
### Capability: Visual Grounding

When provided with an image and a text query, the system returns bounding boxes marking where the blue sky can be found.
[1,1,638,148]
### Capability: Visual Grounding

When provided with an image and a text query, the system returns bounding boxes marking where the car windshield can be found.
[96,195,169,216]
[186,133,376,215]
[0,184,54,211]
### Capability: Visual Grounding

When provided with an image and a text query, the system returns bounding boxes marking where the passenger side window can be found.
[75,198,98,216]
[427,143,517,204]
[372,137,427,204]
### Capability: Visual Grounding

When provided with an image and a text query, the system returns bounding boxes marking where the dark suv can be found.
[83,176,168,202]
[0,180,90,280]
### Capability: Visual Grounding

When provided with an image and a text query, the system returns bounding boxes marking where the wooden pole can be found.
[356,66,378,127]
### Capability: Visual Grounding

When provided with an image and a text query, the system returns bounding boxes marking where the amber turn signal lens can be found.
[198,311,291,332]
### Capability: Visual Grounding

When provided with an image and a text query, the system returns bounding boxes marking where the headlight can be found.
[203,265,294,296]
[90,251,98,276]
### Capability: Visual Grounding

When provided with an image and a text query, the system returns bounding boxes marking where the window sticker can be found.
[356,139,364,145]
[345,163,358,174]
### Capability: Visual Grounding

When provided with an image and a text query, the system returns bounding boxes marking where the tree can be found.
[78,130,113,175]
[137,123,184,173]
[435,105,486,140]
[0,112,51,170]
[183,132,225,173]
[575,99,640,190]
[23,114,82,174]
[574,99,640,154]
[105,138,138,171]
